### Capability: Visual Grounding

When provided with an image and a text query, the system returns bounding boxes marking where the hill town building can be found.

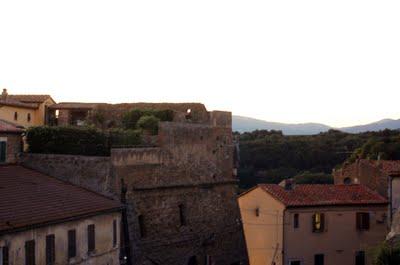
[0,165,122,265]
[238,182,388,265]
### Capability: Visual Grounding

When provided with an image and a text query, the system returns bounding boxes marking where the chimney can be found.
[1,88,8,100]
[279,178,295,191]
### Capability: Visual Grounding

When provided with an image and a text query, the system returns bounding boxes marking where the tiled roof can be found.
[0,99,38,109]
[0,119,24,133]
[0,165,121,234]
[258,184,388,207]
[8,94,53,103]
[372,160,400,175]
[48,102,100,110]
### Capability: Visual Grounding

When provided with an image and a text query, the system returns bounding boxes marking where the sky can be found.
[0,0,399,127]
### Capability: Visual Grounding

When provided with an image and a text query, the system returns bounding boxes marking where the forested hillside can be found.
[238,129,400,189]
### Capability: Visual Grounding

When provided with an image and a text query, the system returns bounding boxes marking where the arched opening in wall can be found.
[187,256,198,265]
[343,177,352,185]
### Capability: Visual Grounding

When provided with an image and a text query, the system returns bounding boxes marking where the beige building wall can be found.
[238,187,285,265]
[0,98,54,128]
[0,212,121,265]
[284,205,388,265]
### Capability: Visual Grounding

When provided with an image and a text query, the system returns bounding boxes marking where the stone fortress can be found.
[20,102,248,265]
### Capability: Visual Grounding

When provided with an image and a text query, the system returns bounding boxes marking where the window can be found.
[27,113,31,122]
[138,215,146,238]
[14,112,18,121]
[179,204,187,226]
[344,177,352,184]
[294,213,299,228]
[255,208,260,217]
[289,261,301,265]
[355,251,365,265]
[1,246,9,265]
[0,141,6,163]
[68,229,76,259]
[356,213,370,231]
[87,224,95,253]
[46,234,55,265]
[314,254,324,265]
[113,220,117,247]
[312,213,325,233]
[25,240,35,265]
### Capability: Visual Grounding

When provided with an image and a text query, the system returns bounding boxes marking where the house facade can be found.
[333,159,400,221]
[0,119,23,164]
[0,165,122,265]
[0,89,55,128]
[238,183,388,265]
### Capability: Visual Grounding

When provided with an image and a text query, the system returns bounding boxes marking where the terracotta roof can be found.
[48,102,100,110]
[0,119,24,133]
[258,184,388,207]
[0,165,121,234]
[0,99,38,109]
[8,94,53,103]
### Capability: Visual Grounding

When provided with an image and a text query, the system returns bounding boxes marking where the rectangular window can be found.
[356,213,370,231]
[68,229,76,259]
[179,204,187,226]
[1,246,9,265]
[138,215,146,238]
[25,240,35,265]
[113,220,117,247]
[289,261,301,265]
[312,213,325,233]
[314,254,324,265]
[0,141,6,163]
[355,251,365,265]
[294,213,299,229]
[88,224,95,253]
[46,234,55,265]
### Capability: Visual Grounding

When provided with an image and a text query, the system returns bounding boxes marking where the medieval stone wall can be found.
[20,110,248,265]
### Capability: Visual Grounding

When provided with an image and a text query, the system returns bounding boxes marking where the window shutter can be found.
[68,230,76,258]
[46,235,55,265]
[364,213,370,230]
[320,213,325,231]
[25,240,35,265]
[312,214,316,232]
[356,213,361,230]
[0,142,6,162]
[88,224,95,253]
[2,246,9,265]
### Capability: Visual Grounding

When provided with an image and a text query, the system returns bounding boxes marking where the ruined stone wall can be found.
[19,153,115,198]
[112,118,247,265]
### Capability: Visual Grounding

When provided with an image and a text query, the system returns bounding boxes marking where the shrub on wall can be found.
[109,129,142,147]
[121,109,173,130]
[137,115,160,135]
[27,126,110,156]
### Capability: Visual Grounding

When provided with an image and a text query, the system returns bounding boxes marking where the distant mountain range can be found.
[233,116,400,135]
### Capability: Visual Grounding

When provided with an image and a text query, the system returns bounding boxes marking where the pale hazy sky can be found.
[0,0,399,127]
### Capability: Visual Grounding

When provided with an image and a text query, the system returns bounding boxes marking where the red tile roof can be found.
[8,94,53,103]
[258,184,388,207]
[0,119,24,133]
[0,165,121,234]
[0,99,39,109]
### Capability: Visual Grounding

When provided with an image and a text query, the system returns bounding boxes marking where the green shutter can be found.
[0,141,6,162]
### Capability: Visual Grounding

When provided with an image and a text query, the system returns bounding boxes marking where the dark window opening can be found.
[355,251,365,265]
[113,220,117,247]
[46,234,55,265]
[87,224,95,253]
[344,177,352,185]
[2,246,9,265]
[290,261,301,265]
[314,254,324,265]
[188,256,198,265]
[68,229,76,259]
[356,213,370,231]
[179,204,187,226]
[27,113,31,122]
[312,213,325,233]
[255,208,260,217]
[0,141,6,163]
[14,112,18,121]
[294,213,299,229]
[138,215,146,238]
[25,240,35,265]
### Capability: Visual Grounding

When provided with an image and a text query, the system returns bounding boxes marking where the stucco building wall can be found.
[0,212,121,265]
[0,133,21,163]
